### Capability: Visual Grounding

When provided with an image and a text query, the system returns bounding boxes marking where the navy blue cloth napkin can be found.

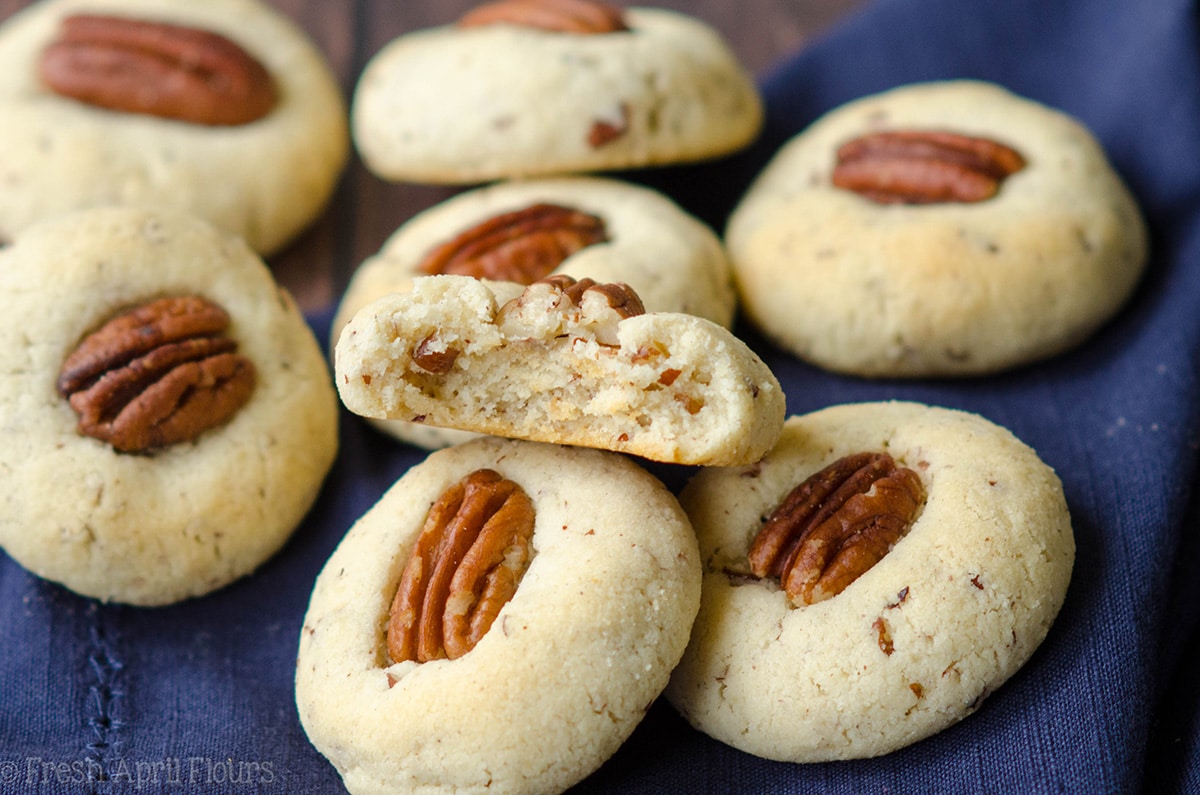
[2,0,1198,791]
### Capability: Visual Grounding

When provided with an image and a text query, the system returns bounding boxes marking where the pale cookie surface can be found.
[296,436,701,795]
[0,0,348,255]
[666,401,1074,761]
[333,176,738,449]
[352,7,762,183]
[335,275,785,466]
[726,80,1147,377]
[0,207,339,605]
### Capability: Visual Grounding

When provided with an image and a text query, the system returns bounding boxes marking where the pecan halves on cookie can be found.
[57,296,256,453]
[419,203,609,284]
[748,452,925,606]
[831,130,1026,204]
[458,0,628,34]
[39,14,277,126]
[387,469,536,664]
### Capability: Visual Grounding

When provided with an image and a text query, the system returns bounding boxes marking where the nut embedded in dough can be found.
[747,451,925,605]
[39,14,278,125]
[57,296,256,453]
[831,129,1026,204]
[418,202,609,282]
[457,0,629,34]
[387,468,535,663]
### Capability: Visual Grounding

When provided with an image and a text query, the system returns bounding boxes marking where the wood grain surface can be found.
[0,0,868,312]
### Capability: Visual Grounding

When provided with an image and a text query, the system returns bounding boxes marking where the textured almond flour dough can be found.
[333,176,739,450]
[0,207,339,605]
[295,436,702,795]
[334,275,785,467]
[352,7,762,183]
[726,80,1148,377]
[666,401,1075,761]
[0,0,348,255]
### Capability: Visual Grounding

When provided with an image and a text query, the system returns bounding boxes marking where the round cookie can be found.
[665,401,1074,761]
[0,0,348,255]
[0,206,339,605]
[296,435,702,795]
[726,80,1148,377]
[351,4,762,183]
[333,176,739,450]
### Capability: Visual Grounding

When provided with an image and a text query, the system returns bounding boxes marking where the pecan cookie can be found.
[352,1,762,183]
[296,435,701,795]
[334,274,785,467]
[726,80,1147,377]
[0,0,348,254]
[333,176,739,449]
[0,207,338,605]
[666,401,1074,761]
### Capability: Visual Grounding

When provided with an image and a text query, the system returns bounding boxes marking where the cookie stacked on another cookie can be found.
[335,273,785,467]
[0,0,349,254]
[0,206,339,605]
[333,176,742,449]
[726,80,1147,377]
[340,0,767,451]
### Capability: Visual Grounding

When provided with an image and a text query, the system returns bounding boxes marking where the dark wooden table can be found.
[0,0,868,313]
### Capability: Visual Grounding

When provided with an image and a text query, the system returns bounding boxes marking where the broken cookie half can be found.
[335,274,785,466]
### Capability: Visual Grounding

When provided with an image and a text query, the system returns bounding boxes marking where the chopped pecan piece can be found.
[748,452,925,605]
[544,274,645,318]
[588,103,630,148]
[39,14,277,126]
[411,332,460,374]
[57,296,256,453]
[387,469,535,663]
[495,274,645,345]
[458,0,628,33]
[831,130,1025,204]
[419,203,609,284]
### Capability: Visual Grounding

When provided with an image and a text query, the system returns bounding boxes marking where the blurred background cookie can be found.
[726,80,1147,377]
[0,0,349,255]
[297,435,701,795]
[352,0,762,183]
[0,206,339,605]
[666,401,1074,761]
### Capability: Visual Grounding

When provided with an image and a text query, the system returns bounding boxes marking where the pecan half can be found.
[831,130,1025,204]
[458,0,628,33]
[387,469,535,663]
[57,296,256,453]
[748,452,925,606]
[39,14,277,126]
[419,203,609,284]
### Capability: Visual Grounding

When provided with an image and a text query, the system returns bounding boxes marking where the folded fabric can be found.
[1,0,1197,791]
